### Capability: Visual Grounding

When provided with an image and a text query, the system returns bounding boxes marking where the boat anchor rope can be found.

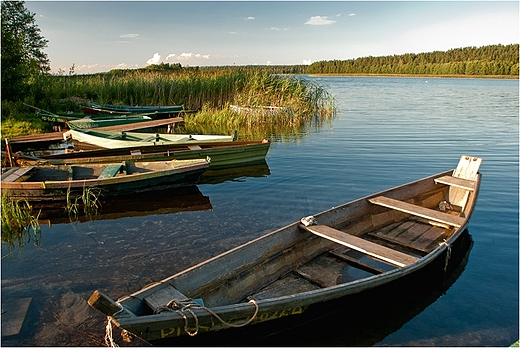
[104,304,126,348]
[440,239,452,272]
[156,298,259,337]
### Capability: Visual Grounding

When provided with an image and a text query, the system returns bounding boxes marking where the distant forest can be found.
[306,44,519,76]
[132,44,518,77]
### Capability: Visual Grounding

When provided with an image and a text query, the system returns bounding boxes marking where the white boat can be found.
[63,129,237,149]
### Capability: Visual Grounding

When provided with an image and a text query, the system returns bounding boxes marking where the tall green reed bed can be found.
[1,193,41,256]
[27,69,335,138]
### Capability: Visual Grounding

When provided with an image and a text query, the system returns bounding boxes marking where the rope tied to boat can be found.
[156,298,259,337]
[104,304,125,347]
[440,239,452,272]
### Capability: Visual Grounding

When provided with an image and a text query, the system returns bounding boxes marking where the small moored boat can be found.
[66,115,154,130]
[1,158,210,202]
[88,155,482,343]
[63,129,237,149]
[84,102,185,115]
[15,139,271,170]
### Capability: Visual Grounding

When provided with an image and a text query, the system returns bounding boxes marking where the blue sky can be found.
[25,1,519,74]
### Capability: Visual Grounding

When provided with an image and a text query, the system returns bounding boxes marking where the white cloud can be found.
[146,53,161,65]
[348,13,356,17]
[166,52,211,61]
[246,16,255,20]
[303,59,312,65]
[120,33,139,38]
[305,16,336,25]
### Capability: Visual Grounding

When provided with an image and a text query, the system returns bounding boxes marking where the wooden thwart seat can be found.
[1,167,34,182]
[301,224,419,268]
[97,162,124,179]
[143,285,189,312]
[369,196,465,227]
[434,175,476,191]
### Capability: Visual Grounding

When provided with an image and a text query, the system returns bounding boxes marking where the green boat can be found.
[66,115,154,130]
[84,102,185,115]
[1,158,210,202]
[15,139,271,170]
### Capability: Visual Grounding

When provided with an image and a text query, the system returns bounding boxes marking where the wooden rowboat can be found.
[15,139,270,170]
[63,129,237,149]
[1,158,210,202]
[66,115,155,130]
[39,111,155,124]
[84,102,185,115]
[88,155,482,343]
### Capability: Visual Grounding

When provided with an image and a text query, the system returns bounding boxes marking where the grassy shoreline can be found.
[1,70,336,140]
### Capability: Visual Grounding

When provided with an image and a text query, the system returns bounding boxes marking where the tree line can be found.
[307,44,519,76]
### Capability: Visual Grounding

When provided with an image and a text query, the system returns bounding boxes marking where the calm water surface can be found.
[2,77,518,346]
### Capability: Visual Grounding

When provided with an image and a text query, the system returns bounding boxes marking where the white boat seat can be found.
[301,224,419,267]
[434,175,476,191]
[369,196,465,227]
[1,167,34,182]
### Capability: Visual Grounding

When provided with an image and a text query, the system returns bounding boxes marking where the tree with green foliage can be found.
[1,0,50,101]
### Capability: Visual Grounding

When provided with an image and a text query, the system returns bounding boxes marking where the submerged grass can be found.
[1,193,42,254]
[65,186,103,222]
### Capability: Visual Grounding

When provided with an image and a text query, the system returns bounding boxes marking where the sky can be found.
[24,1,519,74]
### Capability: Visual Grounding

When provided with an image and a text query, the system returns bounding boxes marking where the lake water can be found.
[2,76,518,346]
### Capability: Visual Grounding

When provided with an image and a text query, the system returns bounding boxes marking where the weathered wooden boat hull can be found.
[67,116,154,130]
[1,159,209,202]
[88,155,482,343]
[84,103,184,115]
[64,129,235,148]
[15,140,271,169]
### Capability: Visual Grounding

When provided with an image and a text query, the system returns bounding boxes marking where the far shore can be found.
[307,73,518,80]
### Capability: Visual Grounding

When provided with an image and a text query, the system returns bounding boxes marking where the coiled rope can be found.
[156,298,259,337]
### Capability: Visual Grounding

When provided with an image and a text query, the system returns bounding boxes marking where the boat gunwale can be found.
[1,159,210,190]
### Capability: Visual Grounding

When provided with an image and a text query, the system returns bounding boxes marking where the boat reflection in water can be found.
[200,160,270,184]
[36,161,271,225]
[154,230,473,347]
[37,185,213,225]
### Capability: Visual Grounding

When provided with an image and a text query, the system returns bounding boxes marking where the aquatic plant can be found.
[1,193,41,254]
[65,186,103,222]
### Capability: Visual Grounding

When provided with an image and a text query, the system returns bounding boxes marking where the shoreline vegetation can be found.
[2,44,517,139]
[307,73,518,79]
[1,43,518,251]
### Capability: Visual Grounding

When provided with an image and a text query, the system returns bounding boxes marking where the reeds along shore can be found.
[23,68,334,134]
